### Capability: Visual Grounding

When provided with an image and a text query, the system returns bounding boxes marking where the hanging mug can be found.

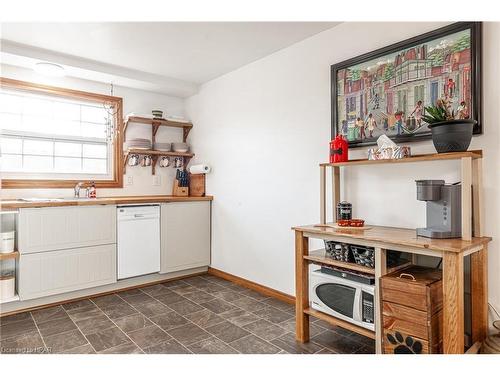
[128,154,139,166]
[174,157,184,169]
[141,155,152,167]
[159,156,170,167]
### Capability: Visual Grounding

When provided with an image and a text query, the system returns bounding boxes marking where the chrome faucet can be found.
[74,182,84,198]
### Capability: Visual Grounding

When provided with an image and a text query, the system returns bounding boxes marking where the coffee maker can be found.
[416,180,462,239]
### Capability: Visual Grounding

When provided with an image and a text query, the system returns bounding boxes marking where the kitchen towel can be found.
[189,164,211,174]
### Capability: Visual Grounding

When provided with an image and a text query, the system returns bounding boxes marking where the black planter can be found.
[427,119,476,153]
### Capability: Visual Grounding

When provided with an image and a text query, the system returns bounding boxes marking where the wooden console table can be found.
[293,150,491,354]
[293,225,491,354]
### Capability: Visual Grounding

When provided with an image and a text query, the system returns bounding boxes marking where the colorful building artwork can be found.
[335,29,472,142]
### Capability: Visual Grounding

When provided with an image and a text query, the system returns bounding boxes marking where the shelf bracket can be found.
[123,120,129,142]
[183,127,191,142]
[152,122,161,145]
[151,156,159,175]
[123,153,130,174]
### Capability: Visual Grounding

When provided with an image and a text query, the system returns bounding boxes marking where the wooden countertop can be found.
[0,195,213,210]
[292,223,491,253]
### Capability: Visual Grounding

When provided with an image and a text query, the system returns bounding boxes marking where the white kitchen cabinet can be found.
[18,205,116,254]
[160,201,211,273]
[18,244,116,300]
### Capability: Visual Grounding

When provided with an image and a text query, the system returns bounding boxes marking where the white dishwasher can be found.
[117,205,160,279]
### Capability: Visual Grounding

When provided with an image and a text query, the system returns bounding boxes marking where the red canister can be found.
[330,135,349,163]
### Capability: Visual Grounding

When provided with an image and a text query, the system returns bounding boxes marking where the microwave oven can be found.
[309,268,375,331]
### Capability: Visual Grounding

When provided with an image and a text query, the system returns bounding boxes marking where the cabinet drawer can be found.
[19,205,116,254]
[382,301,429,326]
[383,329,432,354]
[18,244,116,300]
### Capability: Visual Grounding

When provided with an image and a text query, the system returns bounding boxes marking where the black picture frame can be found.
[331,22,482,148]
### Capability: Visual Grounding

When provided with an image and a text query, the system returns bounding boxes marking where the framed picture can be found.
[331,22,482,147]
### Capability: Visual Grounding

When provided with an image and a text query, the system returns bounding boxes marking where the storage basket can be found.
[351,245,375,268]
[324,241,351,262]
[0,231,15,254]
[0,273,15,301]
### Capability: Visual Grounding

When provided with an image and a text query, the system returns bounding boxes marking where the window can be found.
[0,78,123,188]
[414,85,425,104]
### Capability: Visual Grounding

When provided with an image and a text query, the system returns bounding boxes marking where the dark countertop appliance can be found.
[416,179,461,238]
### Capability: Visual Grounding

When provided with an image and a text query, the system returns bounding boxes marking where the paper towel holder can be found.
[189,164,211,174]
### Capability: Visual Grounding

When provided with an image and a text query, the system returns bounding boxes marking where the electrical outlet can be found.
[127,176,133,185]
[153,175,161,186]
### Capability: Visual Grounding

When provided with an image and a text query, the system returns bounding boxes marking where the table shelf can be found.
[304,307,375,339]
[320,150,482,167]
[304,249,411,275]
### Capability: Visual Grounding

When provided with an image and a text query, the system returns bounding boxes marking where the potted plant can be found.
[422,98,476,153]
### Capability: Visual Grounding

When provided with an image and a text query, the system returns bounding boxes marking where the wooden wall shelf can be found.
[123,116,193,143]
[0,251,19,261]
[123,149,195,175]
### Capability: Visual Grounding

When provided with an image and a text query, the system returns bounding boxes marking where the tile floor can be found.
[0,274,374,354]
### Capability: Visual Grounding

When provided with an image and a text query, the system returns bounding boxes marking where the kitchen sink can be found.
[18,198,65,203]
[57,197,96,201]
[19,197,98,203]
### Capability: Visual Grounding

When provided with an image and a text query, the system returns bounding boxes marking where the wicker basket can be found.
[324,241,351,262]
[351,245,375,268]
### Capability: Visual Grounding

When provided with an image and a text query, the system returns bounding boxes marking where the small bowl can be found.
[337,219,351,227]
[152,110,163,119]
[153,143,172,152]
[172,142,189,152]
[349,219,365,227]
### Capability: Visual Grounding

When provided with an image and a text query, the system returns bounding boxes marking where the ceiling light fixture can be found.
[34,62,65,77]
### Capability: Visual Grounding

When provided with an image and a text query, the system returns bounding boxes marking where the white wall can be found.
[186,22,500,320]
[0,64,187,199]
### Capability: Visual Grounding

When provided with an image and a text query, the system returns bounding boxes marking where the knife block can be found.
[172,180,189,197]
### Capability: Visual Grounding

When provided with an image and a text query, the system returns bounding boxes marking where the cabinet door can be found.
[18,205,116,254]
[18,244,116,300]
[160,201,211,273]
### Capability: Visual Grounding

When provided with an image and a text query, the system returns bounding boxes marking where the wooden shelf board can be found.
[123,149,195,174]
[305,249,412,275]
[124,149,194,158]
[293,224,491,253]
[320,150,482,167]
[305,249,375,274]
[304,307,375,339]
[0,251,19,261]
[125,116,193,129]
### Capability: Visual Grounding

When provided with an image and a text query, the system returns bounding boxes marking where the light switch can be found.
[153,175,161,186]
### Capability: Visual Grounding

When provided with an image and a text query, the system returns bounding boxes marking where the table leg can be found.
[375,247,387,354]
[471,245,488,343]
[443,252,465,353]
[332,166,340,222]
[320,166,326,224]
[295,230,310,342]
[461,156,472,240]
